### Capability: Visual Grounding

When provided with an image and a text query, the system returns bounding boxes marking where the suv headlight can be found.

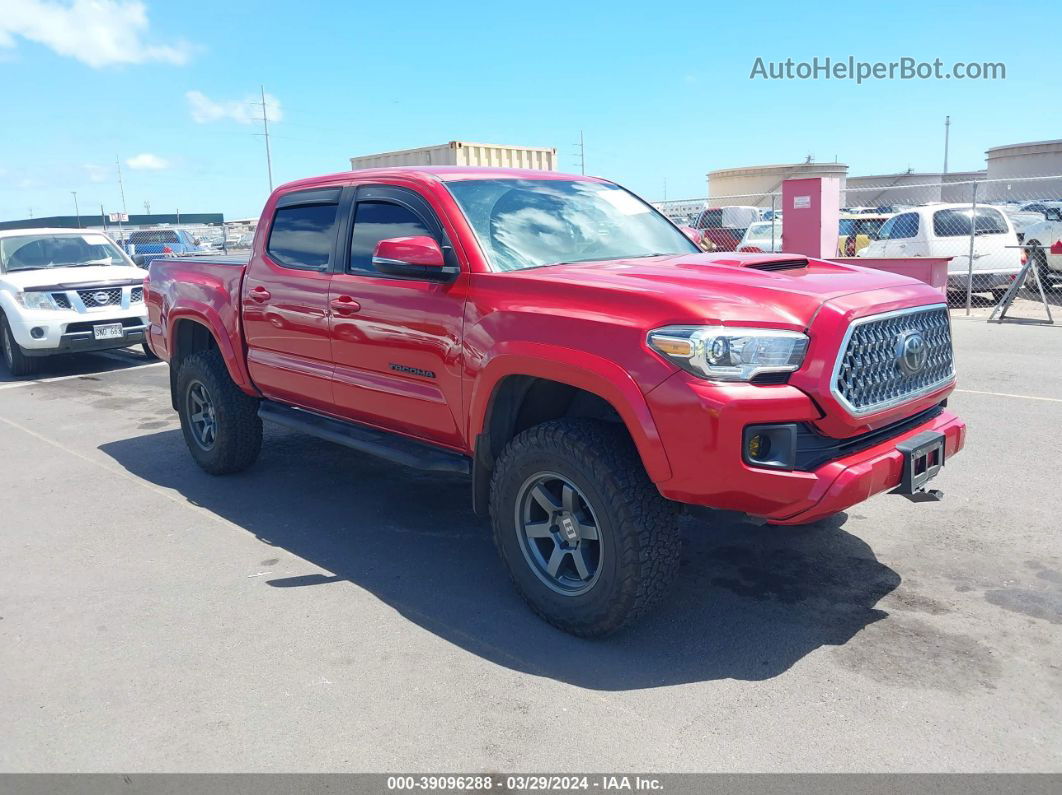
[647,325,809,382]
[15,291,57,310]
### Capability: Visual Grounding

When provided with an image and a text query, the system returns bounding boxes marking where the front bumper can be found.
[646,372,966,526]
[10,306,148,356]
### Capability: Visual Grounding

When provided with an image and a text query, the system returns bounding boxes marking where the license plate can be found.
[93,323,124,340]
[895,430,945,495]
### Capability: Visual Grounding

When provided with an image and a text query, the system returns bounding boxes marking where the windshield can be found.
[0,233,133,273]
[444,178,699,272]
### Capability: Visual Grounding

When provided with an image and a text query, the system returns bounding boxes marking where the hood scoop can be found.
[742,258,809,272]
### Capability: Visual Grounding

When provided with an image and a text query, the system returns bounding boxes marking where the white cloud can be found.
[0,0,192,68]
[83,163,108,183]
[186,90,283,125]
[126,152,169,170]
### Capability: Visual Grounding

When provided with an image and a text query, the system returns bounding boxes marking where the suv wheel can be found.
[1025,244,1054,293]
[176,349,262,474]
[489,419,681,637]
[0,314,38,377]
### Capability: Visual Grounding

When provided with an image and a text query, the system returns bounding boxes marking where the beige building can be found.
[706,162,848,209]
[982,139,1062,201]
[844,170,986,207]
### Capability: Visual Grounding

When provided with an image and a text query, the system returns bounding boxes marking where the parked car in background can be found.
[1017,207,1062,287]
[0,228,150,375]
[737,220,783,252]
[146,166,965,636]
[689,205,759,251]
[1018,201,1062,216]
[125,228,201,269]
[837,213,891,256]
[859,204,1023,299]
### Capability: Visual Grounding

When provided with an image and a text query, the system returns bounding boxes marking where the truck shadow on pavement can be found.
[100,425,901,690]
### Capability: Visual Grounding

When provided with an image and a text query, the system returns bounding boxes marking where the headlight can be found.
[15,291,57,310]
[647,325,809,382]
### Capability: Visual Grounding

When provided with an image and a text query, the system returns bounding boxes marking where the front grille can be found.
[833,305,954,415]
[78,287,122,308]
[131,287,144,303]
[52,293,71,309]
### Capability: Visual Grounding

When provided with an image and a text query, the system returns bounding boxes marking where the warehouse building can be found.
[350,141,557,171]
[0,212,225,233]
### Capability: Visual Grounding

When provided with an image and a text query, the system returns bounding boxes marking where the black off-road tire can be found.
[1,314,38,377]
[489,418,681,637]
[1024,244,1054,294]
[176,349,262,475]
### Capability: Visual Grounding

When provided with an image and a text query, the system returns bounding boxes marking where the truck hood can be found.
[1,264,145,291]
[506,252,941,328]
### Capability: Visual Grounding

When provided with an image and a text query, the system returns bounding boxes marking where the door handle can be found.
[249,286,271,302]
[330,296,361,315]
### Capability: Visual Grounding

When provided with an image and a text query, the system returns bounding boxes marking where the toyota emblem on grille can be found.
[92,291,112,305]
[896,331,928,375]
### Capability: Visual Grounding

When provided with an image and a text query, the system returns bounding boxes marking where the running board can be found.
[258,402,471,475]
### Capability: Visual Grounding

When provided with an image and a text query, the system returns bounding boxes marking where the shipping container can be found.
[350,141,557,172]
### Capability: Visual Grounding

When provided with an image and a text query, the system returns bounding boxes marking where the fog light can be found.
[747,433,769,460]
[30,327,45,339]
[742,424,798,469]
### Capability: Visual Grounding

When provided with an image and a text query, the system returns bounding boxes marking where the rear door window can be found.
[932,208,1009,237]
[267,202,339,269]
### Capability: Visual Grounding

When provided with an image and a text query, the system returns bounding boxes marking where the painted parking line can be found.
[0,360,166,391]
[954,388,1062,404]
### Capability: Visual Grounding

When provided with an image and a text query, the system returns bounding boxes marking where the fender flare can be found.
[467,342,673,484]
[167,303,257,395]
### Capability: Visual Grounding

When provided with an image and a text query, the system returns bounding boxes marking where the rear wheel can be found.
[176,349,262,474]
[489,419,681,637]
[0,314,38,377]
[1025,244,1054,293]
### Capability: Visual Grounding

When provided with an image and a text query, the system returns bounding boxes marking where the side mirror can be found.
[133,254,147,267]
[372,236,458,281]
[1045,208,1062,222]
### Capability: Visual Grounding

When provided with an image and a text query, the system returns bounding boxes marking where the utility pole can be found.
[258,84,274,192]
[100,203,107,230]
[576,130,585,175]
[943,115,951,174]
[71,191,80,228]
[144,200,151,215]
[115,155,128,215]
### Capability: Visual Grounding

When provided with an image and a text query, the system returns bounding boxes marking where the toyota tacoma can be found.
[145,167,966,636]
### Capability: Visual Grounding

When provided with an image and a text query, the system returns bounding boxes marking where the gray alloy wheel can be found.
[186,380,218,450]
[514,471,603,596]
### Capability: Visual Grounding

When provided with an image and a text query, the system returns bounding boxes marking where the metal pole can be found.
[115,155,127,215]
[261,85,274,192]
[71,191,80,228]
[100,203,107,231]
[943,116,950,174]
[965,181,978,316]
[771,195,777,251]
[579,130,585,175]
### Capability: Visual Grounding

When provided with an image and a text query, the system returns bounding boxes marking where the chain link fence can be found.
[102,221,257,268]
[654,174,1062,314]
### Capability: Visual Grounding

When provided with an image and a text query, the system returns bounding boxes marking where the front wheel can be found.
[176,349,262,474]
[489,419,681,637]
[1,314,38,377]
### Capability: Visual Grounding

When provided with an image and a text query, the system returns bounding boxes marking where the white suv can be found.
[859,204,1023,298]
[0,228,150,376]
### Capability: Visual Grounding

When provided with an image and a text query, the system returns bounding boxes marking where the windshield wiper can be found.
[49,259,113,268]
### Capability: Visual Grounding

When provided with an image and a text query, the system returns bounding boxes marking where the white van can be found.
[859,204,1022,297]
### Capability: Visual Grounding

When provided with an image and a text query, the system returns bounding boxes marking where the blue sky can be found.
[0,0,1056,221]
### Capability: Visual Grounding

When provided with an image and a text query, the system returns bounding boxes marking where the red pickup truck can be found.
[145,167,966,636]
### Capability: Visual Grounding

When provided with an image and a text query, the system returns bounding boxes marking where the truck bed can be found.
[145,255,248,364]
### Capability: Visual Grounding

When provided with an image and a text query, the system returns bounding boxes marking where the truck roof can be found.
[278,166,608,194]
